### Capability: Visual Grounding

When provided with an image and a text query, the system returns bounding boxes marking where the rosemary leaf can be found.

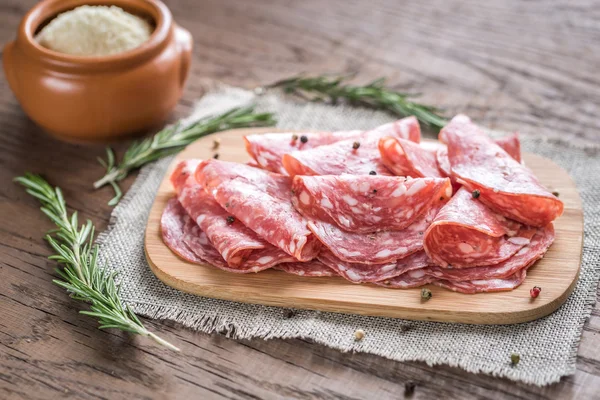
[94,106,276,205]
[15,173,179,352]
[271,75,447,130]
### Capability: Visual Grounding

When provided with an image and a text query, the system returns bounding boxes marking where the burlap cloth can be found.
[97,85,600,386]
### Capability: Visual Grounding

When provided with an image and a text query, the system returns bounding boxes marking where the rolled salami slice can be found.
[244,130,362,174]
[196,159,321,261]
[319,249,431,283]
[442,115,563,226]
[424,223,554,281]
[379,137,446,178]
[308,200,445,264]
[171,160,294,270]
[423,188,536,268]
[274,259,337,277]
[292,174,452,233]
[282,117,420,177]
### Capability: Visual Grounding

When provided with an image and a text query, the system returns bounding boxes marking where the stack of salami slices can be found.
[161,114,563,293]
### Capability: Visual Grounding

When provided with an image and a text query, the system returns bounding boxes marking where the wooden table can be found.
[1,0,599,398]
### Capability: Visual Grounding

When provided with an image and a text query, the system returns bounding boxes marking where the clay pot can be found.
[3,0,193,142]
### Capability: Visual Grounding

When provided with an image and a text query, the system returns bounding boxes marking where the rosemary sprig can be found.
[271,75,447,130]
[14,173,180,352]
[94,106,276,205]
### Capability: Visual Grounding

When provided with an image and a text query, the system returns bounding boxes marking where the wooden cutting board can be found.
[144,128,583,324]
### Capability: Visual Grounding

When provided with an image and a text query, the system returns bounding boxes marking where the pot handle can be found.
[174,25,193,91]
[3,41,20,100]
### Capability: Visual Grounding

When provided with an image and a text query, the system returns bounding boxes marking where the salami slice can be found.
[442,115,563,226]
[244,129,363,174]
[424,223,554,281]
[379,137,445,178]
[436,134,521,177]
[292,175,452,233]
[494,132,521,163]
[161,198,227,269]
[171,160,294,270]
[375,268,436,289]
[196,159,321,261]
[423,188,536,268]
[319,249,431,283]
[282,117,420,177]
[274,259,337,277]
[433,269,527,293]
[308,199,445,264]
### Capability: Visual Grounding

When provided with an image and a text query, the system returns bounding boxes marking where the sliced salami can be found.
[292,174,452,233]
[494,132,521,163]
[282,117,420,177]
[319,249,431,283]
[424,223,554,281]
[423,188,537,268]
[379,137,445,178]
[196,159,321,261]
[171,160,294,270]
[161,198,227,269]
[433,269,527,293]
[442,115,563,226]
[244,129,362,174]
[375,268,436,289]
[308,200,445,264]
[274,259,337,277]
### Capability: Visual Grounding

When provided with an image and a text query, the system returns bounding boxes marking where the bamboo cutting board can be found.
[144,128,583,324]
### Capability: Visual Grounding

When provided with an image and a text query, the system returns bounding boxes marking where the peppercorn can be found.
[354,329,365,341]
[213,153,219,159]
[421,288,432,300]
[291,134,299,141]
[369,171,377,175]
[212,139,221,150]
[511,353,520,365]
[300,135,308,143]
[404,381,416,396]
[530,286,541,298]
[352,141,361,150]
[373,189,377,194]
[283,309,296,319]
[226,216,235,225]
[552,191,560,197]
[472,189,480,199]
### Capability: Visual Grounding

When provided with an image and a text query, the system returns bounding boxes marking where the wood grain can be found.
[1,0,600,398]
[145,128,583,324]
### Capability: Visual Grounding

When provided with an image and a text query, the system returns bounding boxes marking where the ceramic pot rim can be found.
[17,0,173,71]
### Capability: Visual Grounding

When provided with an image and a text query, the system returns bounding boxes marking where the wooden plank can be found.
[144,128,583,324]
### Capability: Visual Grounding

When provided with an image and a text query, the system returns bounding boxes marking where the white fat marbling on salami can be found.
[319,249,431,283]
[424,224,554,282]
[274,259,337,277]
[282,117,420,177]
[307,202,443,264]
[291,174,451,233]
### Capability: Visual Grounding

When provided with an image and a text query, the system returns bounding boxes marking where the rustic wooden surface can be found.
[1,0,599,398]
[146,128,583,325]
